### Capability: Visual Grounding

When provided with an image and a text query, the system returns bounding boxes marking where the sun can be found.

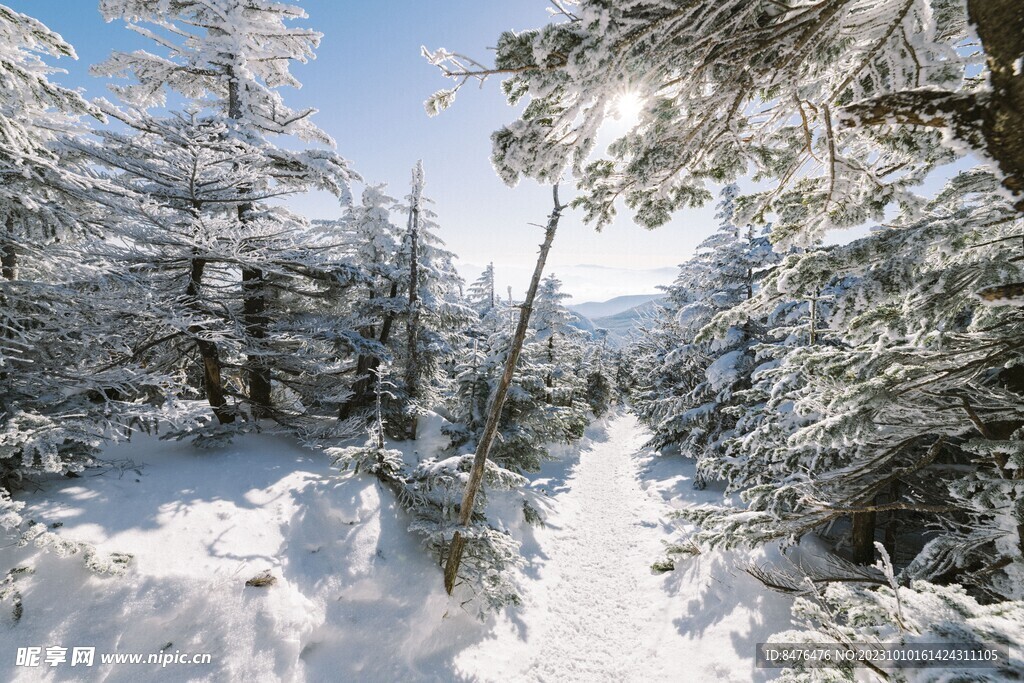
[612,91,644,125]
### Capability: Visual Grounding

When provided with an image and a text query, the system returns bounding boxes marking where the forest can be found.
[1,1,1023,681]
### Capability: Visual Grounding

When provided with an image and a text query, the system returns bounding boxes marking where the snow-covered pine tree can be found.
[385,162,472,439]
[687,171,1024,599]
[467,262,497,315]
[582,327,614,419]
[631,185,779,483]
[90,0,354,426]
[0,4,143,499]
[334,184,405,421]
[528,274,590,424]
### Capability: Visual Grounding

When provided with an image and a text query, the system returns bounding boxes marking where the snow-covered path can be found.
[458,412,689,681]
[519,411,676,680]
[456,410,793,683]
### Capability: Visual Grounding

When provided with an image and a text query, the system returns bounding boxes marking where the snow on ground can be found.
[0,431,484,682]
[456,411,795,682]
[0,410,795,682]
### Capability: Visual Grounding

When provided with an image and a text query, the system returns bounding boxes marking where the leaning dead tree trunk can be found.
[444,185,566,594]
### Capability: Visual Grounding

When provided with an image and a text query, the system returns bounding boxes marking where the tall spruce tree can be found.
[385,162,472,439]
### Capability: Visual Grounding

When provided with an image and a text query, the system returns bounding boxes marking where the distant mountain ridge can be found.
[591,299,665,345]
[568,294,664,320]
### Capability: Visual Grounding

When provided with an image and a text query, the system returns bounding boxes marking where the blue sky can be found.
[13,1,726,302]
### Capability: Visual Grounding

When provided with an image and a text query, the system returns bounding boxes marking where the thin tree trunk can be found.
[187,257,234,425]
[488,262,495,309]
[405,179,421,440]
[808,288,819,345]
[340,282,399,419]
[2,215,16,281]
[883,482,899,559]
[851,510,877,565]
[546,335,554,400]
[242,262,271,418]
[340,334,375,420]
[444,185,566,594]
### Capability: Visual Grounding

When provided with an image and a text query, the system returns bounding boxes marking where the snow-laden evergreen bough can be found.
[628,171,1024,673]
[424,0,1022,244]
[0,2,186,581]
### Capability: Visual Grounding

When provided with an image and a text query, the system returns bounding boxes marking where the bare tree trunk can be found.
[405,189,421,440]
[242,262,271,418]
[851,509,877,565]
[488,262,495,309]
[2,215,16,281]
[444,185,566,594]
[808,289,818,346]
[546,335,554,401]
[340,333,375,420]
[187,257,234,425]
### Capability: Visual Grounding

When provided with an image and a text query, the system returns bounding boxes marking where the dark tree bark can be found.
[340,331,375,420]
[545,335,554,400]
[2,215,16,282]
[242,262,271,418]
[187,257,234,425]
[340,282,399,420]
[226,72,272,419]
[444,185,566,594]
[851,510,877,565]
[968,0,1024,212]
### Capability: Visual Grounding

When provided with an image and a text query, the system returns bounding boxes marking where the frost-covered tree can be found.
[631,185,780,477]
[0,4,98,274]
[685,171,1024,600]
[0,5,141,496]
[334,185,405,421]
[386,162,472,439]
[467,262,497,314]
[90,0,354,424]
